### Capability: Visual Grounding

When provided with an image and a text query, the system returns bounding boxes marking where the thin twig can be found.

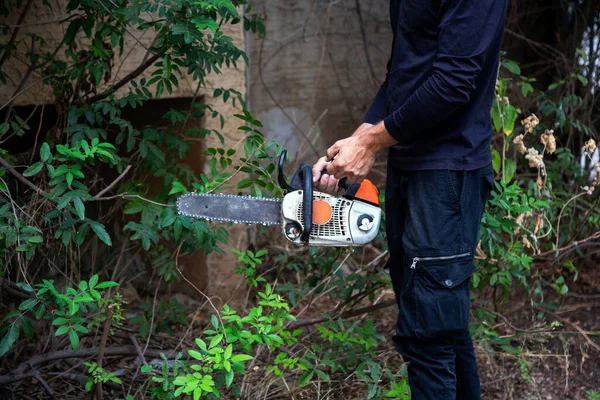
[205,144,264,194]
[91,193,174,207]
[552,315,600,352]
[554,192,587,250]
[142,275,162,357]
[29,104,45,164]
[479,307,541,333]
[93,165,132,199]
[173,245,226,341]
[2,14,80,28]
[128,335,148,366]
[94,305,114,400]
[0,156,47,195]
[32,368,57,400]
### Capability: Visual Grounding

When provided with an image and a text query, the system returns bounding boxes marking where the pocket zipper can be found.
[410,252,471,269]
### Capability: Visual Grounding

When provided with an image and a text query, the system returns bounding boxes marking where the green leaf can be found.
[68,300,79,315]
[225,368,234,387]
[141,365,153,373]
[69,329,79,350]
[209,334,223,349]
[55,325,69,336]
[314,369,330,382]
[490,274,498,286]
[491,100,503,133]
[73,197,85,220]
[298,370,314,386]
[21,318,34,339]
[504,159,517,183]
[502,105,518,136]
[519,82,534,97]
[90,222,112,246]
[0,322,19,357]
[502,60,521,75]
[19,298,38,311]
[169,181,187,195]
[195,338,207,352]
[492,150,501,174]
[94,281,118,289]
[577,75,588,86]
[189,350,204,360]
[72,325,89,334]
[66,172,74,186]
[192,15,219,33]
[40,143,51,162]
[224,344,233,359]
[231,354,253,363]
[89,274,99,289]
[500,345,522,355]
[23,162,43,177]
[193,387,202,400]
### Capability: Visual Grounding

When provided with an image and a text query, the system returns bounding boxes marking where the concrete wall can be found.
[248,0,392,167]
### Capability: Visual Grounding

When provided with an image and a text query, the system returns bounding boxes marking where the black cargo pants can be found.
[385,163,494,399]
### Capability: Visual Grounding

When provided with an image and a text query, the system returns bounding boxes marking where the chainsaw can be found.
[176,150,382,246]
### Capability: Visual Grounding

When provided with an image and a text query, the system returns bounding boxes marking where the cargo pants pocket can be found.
[410,252,475,339]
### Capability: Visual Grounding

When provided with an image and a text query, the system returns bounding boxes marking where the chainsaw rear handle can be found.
[319,170,380,206]
[319,169,353,191]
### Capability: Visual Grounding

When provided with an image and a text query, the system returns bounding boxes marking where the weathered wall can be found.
[248,0,392,168]
[1,1,249,302]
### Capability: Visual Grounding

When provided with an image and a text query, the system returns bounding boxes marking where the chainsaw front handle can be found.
[298,164,313,243]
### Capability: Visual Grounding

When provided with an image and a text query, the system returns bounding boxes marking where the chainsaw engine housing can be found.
[281,190,381,246]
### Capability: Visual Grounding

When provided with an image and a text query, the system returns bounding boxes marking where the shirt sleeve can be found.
[383,0,506,142]
[363,59,391,124]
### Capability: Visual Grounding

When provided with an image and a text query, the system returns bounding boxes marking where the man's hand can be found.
[324,122,397,185]
[312,123,374,192]
[312,156,340,193]
[325,136,377,185]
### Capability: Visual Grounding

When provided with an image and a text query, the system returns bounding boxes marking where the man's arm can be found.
[382,0,506,142]
[312,56,392,189]
[363,57,393,125]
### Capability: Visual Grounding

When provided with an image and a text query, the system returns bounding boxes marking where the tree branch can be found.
[288,299,396,330]
[83,53,161,104]
[93,165,132,199]
[0,0,34,68]
[0,346,187,386]
[0,277,32,300]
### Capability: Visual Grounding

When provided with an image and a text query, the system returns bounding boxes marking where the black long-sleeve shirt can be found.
[365,0,508,170]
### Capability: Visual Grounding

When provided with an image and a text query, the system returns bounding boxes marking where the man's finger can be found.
[326,160,337,177]
[326,143,340,162]
[312,157,328,183]
[326,175,338,192]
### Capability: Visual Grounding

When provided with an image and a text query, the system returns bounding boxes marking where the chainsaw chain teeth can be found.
[176,193,281,226]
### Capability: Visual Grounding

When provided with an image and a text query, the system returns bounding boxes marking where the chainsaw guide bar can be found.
[176,193,283,226]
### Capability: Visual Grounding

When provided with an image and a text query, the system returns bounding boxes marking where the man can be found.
[312,0,508,398]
